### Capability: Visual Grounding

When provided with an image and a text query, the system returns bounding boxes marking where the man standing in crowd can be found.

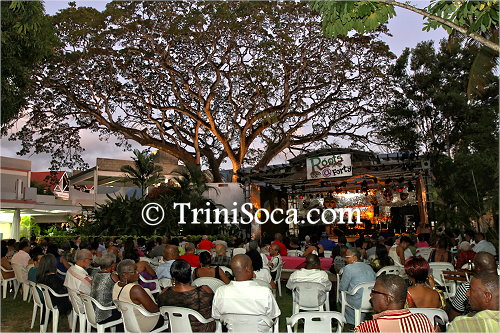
[271,233,287,256]
[355,275,434,332]
[448,252,497,320]
[212,254,280,332]
[340,248,376,325]
[447,273,499,332]
[156,245,179,279]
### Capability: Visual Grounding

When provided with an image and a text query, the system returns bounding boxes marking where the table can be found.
[266,255,333,271]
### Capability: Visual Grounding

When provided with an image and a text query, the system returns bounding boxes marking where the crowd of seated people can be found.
[1,230,498,333]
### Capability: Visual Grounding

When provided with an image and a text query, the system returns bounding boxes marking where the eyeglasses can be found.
[370,289,392,297]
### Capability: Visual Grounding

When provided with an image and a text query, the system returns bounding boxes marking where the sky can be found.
[0,0,448,171]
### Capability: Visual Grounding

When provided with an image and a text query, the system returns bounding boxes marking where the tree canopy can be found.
[1,0,58,126]
[310,0,499,53]
[8,1,396,181]
[376,40,498,227]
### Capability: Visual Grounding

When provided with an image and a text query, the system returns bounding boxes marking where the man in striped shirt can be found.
[355,274,435,333]
[447,273,499,333]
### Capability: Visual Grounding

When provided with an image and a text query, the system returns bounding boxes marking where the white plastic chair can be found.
[114,300,169,333]
[67,290,86,333]
[290,282,330,314]
[158,278,172,288]
[38,284,70,333]
[439,271,457,299]
[217,313,278,333]
[408,308,449,327]
[340,281,374,327]
[335,268,343,304]
[415,247,433,261]
[138,275,161,294]
[429,262,454,287]
[192,277,226,292]
[286,311,345,333]
[80,294,122,333]
[273,262,283,297]
[232,248,246,257]
[1,266,19,298]
[28,282,46,332]
[56,269,67,277]
[160,306,219,333]
[218,266,233,276]
[375,265,403,277]
[323,251,332,258]
[12,263,31,301]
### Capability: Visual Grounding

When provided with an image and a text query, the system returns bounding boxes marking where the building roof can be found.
[31,171,66,191]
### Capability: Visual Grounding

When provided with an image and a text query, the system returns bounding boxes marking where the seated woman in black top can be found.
[37,254,72,316]
[192,251,230,284]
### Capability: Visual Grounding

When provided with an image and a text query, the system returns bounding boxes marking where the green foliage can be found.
[376,40,498,228]
[120,149,163,197]
[1,0,58,127]
[30,180,54,195]
[19,216,41,238]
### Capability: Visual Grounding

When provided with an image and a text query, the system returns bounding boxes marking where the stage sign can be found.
[306,154,352,180]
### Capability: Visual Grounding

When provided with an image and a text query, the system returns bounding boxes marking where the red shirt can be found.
[271,240,288,256]
[179,252,200,268]
[198,239,214,252]
[455,250,476,270]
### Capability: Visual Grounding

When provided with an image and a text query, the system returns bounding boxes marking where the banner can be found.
[306,154,352,179]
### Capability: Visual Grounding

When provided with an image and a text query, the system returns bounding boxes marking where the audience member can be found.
[287,254,331,291]
[28,247,44,283]
[404,256,445,309]
[156,245,179,280]
[212,244,230,267]
[448,252,497,321]
[1,245,15,279]
[148,236,166,258]
[455,241,476,270]
[388,236,411,266]
[37,254,72,317]
[64,249,93,295]
[5,239,16,261]
[268,244,282,280]
[415,233,430,248]
[271,233,287,256]
[447,273,499,332]
[213,236,228,248]
[91,253,121,326]
[355,274,434,332]
[472,233,497,256]
[46,244,70,279]
[122,245,158,291]
[429,237,453,263]
[247,247,274,288]
[212,254,280,332]
[331,245,348,274]
[340,248,376,325]
[113,259,164,331]
[302,235,324,257]
[193,251,230,284]
[197,235,215,252]
[179,242,200,267]
[10,240,32,281]
[318,232,336,251]
[464,230,475,246]
[370,244,394,272]
[158,259,216,332]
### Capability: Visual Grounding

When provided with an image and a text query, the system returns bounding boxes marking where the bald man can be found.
[448,252,497,320]
[156,245,179,279]
[212,254,280,332]
[448,273,499,332]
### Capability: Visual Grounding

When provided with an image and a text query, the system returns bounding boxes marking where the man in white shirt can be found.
[212,254,281,333]
[473,233,497,256]
[11,240,32,282]
[286,254,332,292]
[64,249,93,295]
[156,245,179,279]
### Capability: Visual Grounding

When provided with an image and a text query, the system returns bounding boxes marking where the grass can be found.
[1,283,351,332]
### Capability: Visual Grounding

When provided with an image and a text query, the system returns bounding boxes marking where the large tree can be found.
[7,1,395,181]
[1,0,58,126]
[376,40,498,227]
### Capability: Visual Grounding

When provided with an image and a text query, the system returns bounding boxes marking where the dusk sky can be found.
[0,1,448,171]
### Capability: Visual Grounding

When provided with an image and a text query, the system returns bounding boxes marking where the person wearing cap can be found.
[319,232,336,251]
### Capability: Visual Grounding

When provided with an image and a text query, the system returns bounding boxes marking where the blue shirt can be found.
[319,239,336,251]
[339,261,376,325]
[156,259,175,279]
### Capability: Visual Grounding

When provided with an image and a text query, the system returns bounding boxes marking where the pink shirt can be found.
[11,250,30,267]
